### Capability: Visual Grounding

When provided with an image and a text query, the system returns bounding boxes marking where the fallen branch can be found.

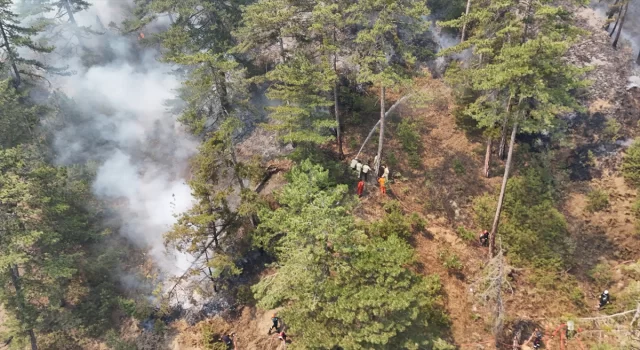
[578,309,637,322]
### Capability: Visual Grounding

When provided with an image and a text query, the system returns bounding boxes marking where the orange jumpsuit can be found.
[378,177,386,194]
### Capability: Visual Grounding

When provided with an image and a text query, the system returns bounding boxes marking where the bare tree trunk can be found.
[168,13,175,25]
[333,29,343,158]
[374,85,386,175]
[613,2,628,49]
[610,4,624,37]
[637,49,640,65]
[461,0,472,42]
[605,0,620,30]
[498,96,512,159]
[0,19,21,87]
[278,35,286,63]
[354,94,411,161]
[489,120,518,257]
[483,137,492,178]
[63,0,77,25]
[9,265,38,350]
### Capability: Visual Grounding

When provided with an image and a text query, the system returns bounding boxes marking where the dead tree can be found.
[483,137,492,177]
[473,243,514,347]
[490,111,519,256]
[333,30,343,158]
[374,85,386,174]
[355,94,412,161]
[612,1,628,49]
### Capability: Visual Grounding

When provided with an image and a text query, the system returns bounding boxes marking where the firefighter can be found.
[378,177,386,195]
[599,290,610,309]
[479,230,489,247]
[268,314,280,334]
[361,161,371,181]
[532,328,543,349]
[357,179,365,197]
[350,158,358,170]
[220,333,234,349]
[356,160,363,179]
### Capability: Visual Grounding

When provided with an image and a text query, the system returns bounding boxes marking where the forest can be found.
[0,0,640,349]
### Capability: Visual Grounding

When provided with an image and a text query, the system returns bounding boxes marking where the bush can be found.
[397,119,422,169]
[452,159,465,176]
[586,189,609,212]
[589,261,613,288]
[456,226,476,242]
[473,166,572,269]
[622,139,640,187]
[369,201,412,239]
[438,249,463,271]
[602,118,621,141]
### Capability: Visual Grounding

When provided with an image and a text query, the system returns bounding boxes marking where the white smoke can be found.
[39,1,197,275]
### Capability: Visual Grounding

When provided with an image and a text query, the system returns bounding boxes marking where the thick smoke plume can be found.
[40,1,197,275]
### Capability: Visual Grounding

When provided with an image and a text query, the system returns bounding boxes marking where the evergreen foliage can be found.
[253,161,449,349]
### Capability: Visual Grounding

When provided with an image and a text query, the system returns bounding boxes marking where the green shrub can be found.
[438,249,463,271]
[369,201,412,239]
[622,139,640,187]
[588,261,613,288]
[603,118,621,141]
[410,213,428,232]
[586,189,609,212]
[105,330,137,350]
[456,226,476,242]
[235,285,255,305]
[397,119,422,169]
[473,166,571,269]
[452,159,465,176]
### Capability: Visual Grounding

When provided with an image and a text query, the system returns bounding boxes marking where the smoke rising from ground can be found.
[40,1,197,275]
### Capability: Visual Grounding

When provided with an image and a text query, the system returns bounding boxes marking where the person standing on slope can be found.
[361,161,371,181]
[357,179,365,197]
[599,290,610,309]
[268,314,280,334]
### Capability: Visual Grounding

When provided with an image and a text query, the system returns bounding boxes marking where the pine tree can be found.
[442,0,587,256]
[0,0,63,86]
[612,0,629,49]
[164,118,252,295]
[348,0,430,171]
[252,161,448,349]
[262,54,336,145]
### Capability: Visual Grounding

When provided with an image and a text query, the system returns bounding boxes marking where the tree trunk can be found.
[483,137,492,178]
[168,13,175,25]
[278,35,286,63]
[375,85,386,175]
[9,265,38,350]
[612,2,628,49]
[333,30,343,158]
[0,19,21,87]
[637,48,640,65]
[498,96,512,159]
[461,0,472,42]
[63,0,77,25]
[610,4,624,37]
[605,0,620,30]
[217,69,230,115]
[489,120,518,257]
[498,118,508,159]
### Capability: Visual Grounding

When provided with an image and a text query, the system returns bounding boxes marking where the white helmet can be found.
[604,290,609,294]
